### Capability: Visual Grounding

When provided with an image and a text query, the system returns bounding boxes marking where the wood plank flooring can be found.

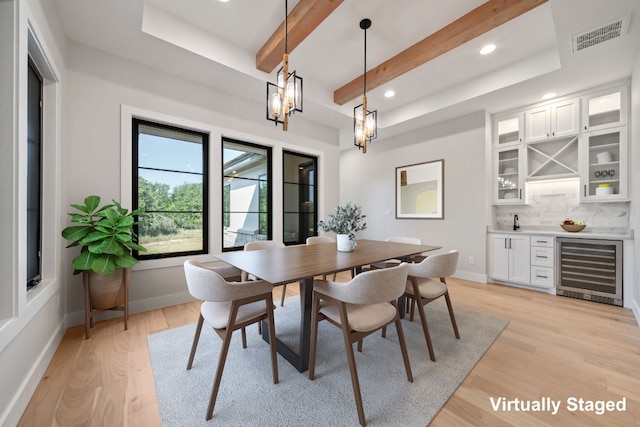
[18,275,640,426]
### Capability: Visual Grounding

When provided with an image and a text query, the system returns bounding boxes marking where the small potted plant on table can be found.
[318,202,367,252]
[62,195,146,338]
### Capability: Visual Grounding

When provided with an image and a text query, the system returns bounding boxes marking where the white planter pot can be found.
[336,234,354,252]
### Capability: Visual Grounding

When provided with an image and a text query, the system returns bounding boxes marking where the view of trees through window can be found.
[133,119,208,258]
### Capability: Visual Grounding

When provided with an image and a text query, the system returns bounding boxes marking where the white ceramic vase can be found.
[336,234,354,252]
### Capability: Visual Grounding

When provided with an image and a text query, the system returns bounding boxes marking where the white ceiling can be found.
[53,0,640,149]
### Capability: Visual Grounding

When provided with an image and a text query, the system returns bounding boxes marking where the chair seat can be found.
[405,277,447,299]
[202,300,269,329]
[319,301,396,332]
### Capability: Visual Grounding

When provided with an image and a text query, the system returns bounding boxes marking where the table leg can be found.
[262,277,314,372]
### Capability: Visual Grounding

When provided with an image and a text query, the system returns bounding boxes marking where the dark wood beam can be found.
[256,0,344,73]
[333,0,549,105]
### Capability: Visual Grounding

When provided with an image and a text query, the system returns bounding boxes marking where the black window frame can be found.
[222,137,272,252]
[283,150,318,245]
[26,56,43,289]
[132,118,209,260]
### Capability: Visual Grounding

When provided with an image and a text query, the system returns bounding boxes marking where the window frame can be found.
[132,118,209,260]
[283,150,318,245]
[221,137,273,252]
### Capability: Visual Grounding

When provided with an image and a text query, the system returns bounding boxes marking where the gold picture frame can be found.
[395,159,444,219]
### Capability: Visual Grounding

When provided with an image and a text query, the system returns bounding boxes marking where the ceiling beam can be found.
[333,0,549,105]
[256,0,344,73]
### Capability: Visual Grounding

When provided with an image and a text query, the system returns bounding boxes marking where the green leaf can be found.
[90,254,118,275]
[81,230,111,244]
[62,225,92,242]
[84,195,101,213]
[115,253,138,268]
[69,203,91,214]
[125,241,147,252]
[71,250,96,271]
[89,237,126,255]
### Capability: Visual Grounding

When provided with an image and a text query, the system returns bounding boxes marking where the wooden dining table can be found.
[214,239,441,372]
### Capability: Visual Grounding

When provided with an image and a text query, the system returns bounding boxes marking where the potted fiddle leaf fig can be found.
[318,202,367,252]
[62,195,147,337]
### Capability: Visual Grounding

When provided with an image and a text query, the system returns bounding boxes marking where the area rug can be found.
[148,299,508,426]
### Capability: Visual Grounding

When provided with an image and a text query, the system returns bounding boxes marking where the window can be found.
[26,57,42,289]
[222,138,272,251]
[283,151,317,245]
[132,119,208,259]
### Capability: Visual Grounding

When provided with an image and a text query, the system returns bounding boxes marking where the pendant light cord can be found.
[284,0,288,55]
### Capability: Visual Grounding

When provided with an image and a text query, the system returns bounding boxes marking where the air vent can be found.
[571,15,629,54]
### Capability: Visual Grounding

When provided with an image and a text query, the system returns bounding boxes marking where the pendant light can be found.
[266,0,303,131]
[353,18,377,153]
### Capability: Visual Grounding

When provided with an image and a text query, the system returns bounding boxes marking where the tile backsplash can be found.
[494,178,629,230]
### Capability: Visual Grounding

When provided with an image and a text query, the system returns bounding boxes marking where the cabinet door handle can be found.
[538,255,548,259]
[584,185,587,197]
[508,238,512,249]
[536,274,548,279]
[504,238,507,249]
[519,189,522,199]
[536,240,546,244]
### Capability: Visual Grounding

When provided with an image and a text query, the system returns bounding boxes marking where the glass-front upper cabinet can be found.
[582,86,629,132]
[494,146,525,204]
[579,126,628,202]
[493,113,523,146]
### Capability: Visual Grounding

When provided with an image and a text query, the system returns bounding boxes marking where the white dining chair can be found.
[184,260,279,420]
[308,263,413,426]
[405,249,460,362]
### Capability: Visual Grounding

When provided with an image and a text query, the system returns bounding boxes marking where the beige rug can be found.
[148,299,508,426]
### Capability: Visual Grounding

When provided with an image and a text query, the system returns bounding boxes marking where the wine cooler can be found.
[556,238,622,306]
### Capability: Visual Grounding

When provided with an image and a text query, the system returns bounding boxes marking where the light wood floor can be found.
[18,274,640,426]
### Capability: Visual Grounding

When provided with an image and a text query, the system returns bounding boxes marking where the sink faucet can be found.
[513,214,520,231]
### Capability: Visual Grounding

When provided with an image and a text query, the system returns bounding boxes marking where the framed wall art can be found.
[395,159,444,219]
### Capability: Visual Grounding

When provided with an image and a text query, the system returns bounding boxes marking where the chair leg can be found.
[393,315,414,382]
[266,294,279,384]
[206,327,233,421]
[280,283,288,306]
[241,327,247,349]
[187,313,204,370]
[308,294,322,380]
[340,317,366,426]
[416,300,437,362]
[444,291,460,339]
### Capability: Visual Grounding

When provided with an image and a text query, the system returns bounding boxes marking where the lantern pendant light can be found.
[353,18,377,153]
[266,0,303,131]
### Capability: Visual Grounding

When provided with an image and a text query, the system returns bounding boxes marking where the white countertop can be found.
[487,226,634,240]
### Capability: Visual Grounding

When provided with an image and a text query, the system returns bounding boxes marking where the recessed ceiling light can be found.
[219,0,230,2]
[541,92,557,100]
[480,44,496,55]
[384,90,395,98]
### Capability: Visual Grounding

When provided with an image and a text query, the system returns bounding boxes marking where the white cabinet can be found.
[494,146,525,204]
[525,98,579,142]
[494,113,523,146]
[489,234,530,284]
[530,235,554,289]
[579,126,629,202]
[582,86,628,132]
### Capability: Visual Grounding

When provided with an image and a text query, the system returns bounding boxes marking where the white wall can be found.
[339,112,488,283]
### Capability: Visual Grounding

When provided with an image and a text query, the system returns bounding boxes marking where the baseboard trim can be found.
[65,290,195,328]
[1,322,65,427]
